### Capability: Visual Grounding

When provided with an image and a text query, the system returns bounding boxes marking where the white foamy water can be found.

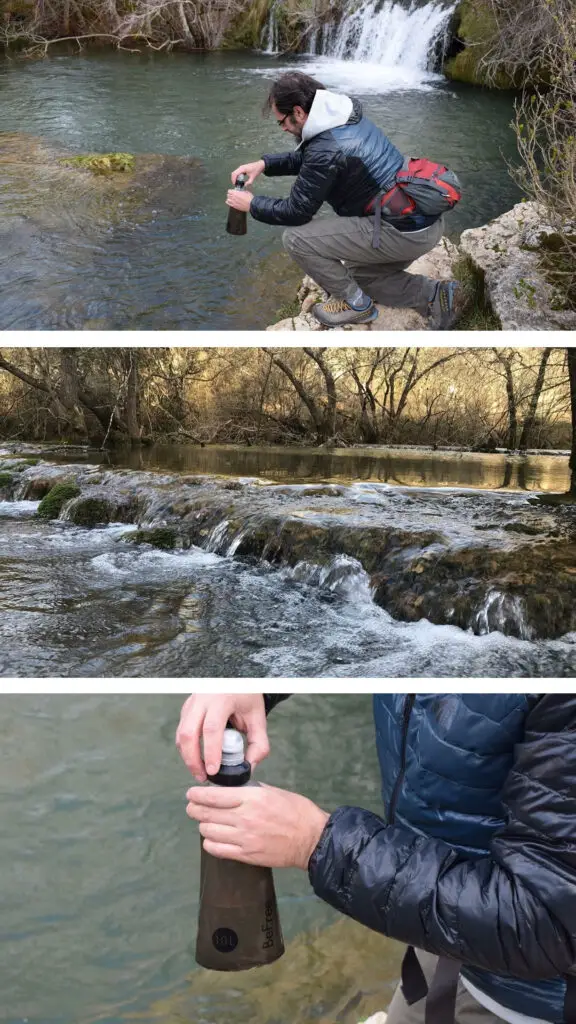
[283,554,375,604]
[0,500,39,517]
[91,546,222,579]
[258,0,455,92]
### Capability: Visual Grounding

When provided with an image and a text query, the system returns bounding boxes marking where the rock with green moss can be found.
[62,153,136,175]
[36,482,81,519]
[66,497,113,527]
[130,527,180,549]
[0,472,14,488]
[444,0,515,88]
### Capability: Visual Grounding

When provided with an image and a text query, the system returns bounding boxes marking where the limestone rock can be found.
[460,201,576,331]
[267,237,458,331]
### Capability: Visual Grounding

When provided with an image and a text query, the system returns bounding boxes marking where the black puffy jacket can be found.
[265,694,576,1023]
[250,93,436,231]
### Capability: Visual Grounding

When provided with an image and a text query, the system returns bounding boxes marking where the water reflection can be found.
[50,443,571,493]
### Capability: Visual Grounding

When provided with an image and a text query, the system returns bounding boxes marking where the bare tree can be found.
[568,348,576,495]
[0,0,253,54]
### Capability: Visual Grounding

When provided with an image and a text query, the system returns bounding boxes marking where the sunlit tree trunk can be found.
[568,347,576,495]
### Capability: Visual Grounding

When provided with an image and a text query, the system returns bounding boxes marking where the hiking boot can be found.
[428,280,463,330]
[312,297,379,327]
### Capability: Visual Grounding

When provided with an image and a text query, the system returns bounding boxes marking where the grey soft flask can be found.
[195,728,285,971]
[226,173,248,236]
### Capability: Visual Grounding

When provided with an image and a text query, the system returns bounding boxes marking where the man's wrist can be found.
[298,805,330,871]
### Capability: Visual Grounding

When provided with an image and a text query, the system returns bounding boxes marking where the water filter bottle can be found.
[226,172,248,236]
[195,728,285,971]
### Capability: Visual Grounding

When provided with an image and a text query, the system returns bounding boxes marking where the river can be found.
[0,693,404,1024]
[0,43,520,330]
[1,444,575,678]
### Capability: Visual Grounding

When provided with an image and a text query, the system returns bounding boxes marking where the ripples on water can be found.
[0,694,401,1024]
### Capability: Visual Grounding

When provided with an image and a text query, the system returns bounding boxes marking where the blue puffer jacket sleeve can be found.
[308,694,576,980]
[262,151,304,176]
[251,146,345,226]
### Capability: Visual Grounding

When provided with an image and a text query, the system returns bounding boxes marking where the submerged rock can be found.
[131,915,401,1024]
[0,131,204,234]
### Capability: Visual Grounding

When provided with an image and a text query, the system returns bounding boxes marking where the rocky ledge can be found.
[267,202,576,332]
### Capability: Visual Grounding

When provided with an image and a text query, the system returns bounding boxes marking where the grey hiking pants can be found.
[387,951,503,1024]
[283,214,445,314]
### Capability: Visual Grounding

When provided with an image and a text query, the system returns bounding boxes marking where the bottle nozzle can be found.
[235,173,248,189]
[221,728,245,766]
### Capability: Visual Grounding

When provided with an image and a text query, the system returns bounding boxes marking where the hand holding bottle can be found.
[226,188,253,213]
[176,694,270,782]
[186,782,330,870]
[231,160,265,186]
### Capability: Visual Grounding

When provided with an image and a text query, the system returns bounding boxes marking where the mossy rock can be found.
[0,472,14,489]
[444,0,515,88]
[130,527,180,550]
[36,482,81,519]
[66,497,113,527]
[62,153,136,175]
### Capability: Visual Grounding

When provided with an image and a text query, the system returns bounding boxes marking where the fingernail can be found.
[206,764,217,775]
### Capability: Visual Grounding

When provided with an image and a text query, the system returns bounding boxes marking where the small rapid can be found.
[1,450,575,677]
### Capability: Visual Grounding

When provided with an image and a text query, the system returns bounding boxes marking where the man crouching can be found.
[226,71,462,329]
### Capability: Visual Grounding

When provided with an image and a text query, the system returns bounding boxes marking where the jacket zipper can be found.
[387,694,415,825]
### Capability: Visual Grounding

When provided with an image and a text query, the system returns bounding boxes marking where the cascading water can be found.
[301,0,456,92]
[261,3,280,53]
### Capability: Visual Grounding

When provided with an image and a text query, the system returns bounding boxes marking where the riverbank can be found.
[266,202,576,331]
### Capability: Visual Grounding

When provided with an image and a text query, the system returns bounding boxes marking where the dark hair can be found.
[264,72,326,116]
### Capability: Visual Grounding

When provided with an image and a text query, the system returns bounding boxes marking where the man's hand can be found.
[226,189,253,213]
[176,694,269,782]
[231,160,265,186]
[186,782,330,870]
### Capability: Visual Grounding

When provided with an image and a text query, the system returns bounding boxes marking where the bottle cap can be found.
[221,728,246,766]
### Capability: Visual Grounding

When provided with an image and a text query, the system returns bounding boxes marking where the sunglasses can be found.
[277,112,291,127]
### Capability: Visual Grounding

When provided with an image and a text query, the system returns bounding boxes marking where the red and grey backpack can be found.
[366,157,462,247]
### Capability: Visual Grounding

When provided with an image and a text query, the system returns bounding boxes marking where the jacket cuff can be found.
[263,694,291,715]
[308,805,388,912]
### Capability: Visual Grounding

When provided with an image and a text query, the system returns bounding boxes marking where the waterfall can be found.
[261,3,280,53]
[300,0,456,91]
[315,0,454,71]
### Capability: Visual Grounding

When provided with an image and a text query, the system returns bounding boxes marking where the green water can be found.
[0,49,520,329]
[1,694,403,1024]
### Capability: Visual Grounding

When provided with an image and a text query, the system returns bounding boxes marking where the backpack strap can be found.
[400,947,461,1024]
[565,976,576,1023]
[401,945,429,1004]
[425,957,462,1024]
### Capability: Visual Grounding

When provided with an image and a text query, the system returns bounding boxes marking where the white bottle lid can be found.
[220,728,246,767]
